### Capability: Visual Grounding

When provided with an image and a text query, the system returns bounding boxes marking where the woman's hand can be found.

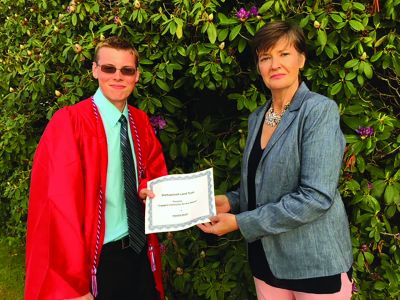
[215,195,231,213]
[197,213,238,236]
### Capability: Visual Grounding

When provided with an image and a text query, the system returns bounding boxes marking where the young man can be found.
[25,37,167,300]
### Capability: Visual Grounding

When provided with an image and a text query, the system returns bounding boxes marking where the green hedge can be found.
[1,0,399,299]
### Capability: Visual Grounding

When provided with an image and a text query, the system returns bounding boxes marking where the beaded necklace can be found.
[264,103,290,127]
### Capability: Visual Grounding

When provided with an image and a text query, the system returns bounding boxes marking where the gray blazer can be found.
[227,83,353,280]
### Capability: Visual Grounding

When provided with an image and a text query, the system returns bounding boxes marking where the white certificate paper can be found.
[145,168,216,234]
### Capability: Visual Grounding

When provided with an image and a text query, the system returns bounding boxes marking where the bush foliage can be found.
[1,0,399,299]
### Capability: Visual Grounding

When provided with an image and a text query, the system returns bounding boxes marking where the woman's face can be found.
[258,37,305,94]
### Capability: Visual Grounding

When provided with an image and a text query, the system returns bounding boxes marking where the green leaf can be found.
[344,59,359,69]
[374,281,387,291]
[177,46,186,56]
[330,14,343,23]
[217,13,238,25]
[363,62,373,79]
[331,81,342,95]
[259,1,274,13]
[229,24,242,41]
[364,252,374,264]
[299,16,309,28]
[374,35,387,48]
[345,80,356,95]
[370,51,383,62]
[349,20,364,31]
[156,79,170,92]
[207,23,217,44]
[72,14,77,26]
[371,180,386,198]
[244,22,255,36]
[218,28,229,41]
[175,21,183,39]
[317,29,327,47]
[169,143,177,160]
[384,184,400,204]
[238,38,246,53]
[353,2,366,11]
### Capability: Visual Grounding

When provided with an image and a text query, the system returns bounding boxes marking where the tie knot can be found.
[119,114,127,125]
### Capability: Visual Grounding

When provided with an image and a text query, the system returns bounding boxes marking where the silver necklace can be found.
[264,103,290,127]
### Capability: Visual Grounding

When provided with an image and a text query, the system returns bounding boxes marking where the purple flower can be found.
[367,182,373,190]
[236,7,250,19]
[355,126,374,139]
[352,282,358,293]
[150,115,167,133]
[249,6,258,17]
[361,244,368,252]
[114,16,121,24]
[159,244,167,255]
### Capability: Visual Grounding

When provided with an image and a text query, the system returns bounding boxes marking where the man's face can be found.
[92,47,140,110]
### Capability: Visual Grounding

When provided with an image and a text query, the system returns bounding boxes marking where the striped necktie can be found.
[119,115,146,253]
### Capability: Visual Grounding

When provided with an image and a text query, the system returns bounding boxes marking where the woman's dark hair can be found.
[250,20,306,62]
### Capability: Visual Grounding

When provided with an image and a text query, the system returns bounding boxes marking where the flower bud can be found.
[27,50,32,56]
[360,52,367,61]
[55,90,62,97]
[200,250,206,258]
[20,44,25,50]
[313,20,320,29]
[9,87,15,93]
[54,26,60,33]
[208,13,214,21]
[134,0,141,9]
[30,8,34,12]
[100,34,105,41]
[67,5,76,13]
[74,44,82,53]
[45,19,50,26]
[176,267,183,275]
[167,232,174,240]
[218,42,225,50]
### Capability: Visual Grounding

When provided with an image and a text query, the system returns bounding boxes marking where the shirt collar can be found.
[93,88,129,127]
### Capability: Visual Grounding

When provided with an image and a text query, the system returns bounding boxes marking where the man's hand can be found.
[66,292,94,300]
[139,188,155,201]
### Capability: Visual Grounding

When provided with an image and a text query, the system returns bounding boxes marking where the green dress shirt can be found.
[93,88,138,244]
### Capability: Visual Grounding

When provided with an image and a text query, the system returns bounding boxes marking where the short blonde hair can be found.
[94,36,139,65]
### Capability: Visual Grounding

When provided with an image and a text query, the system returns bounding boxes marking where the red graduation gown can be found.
[25,98,167,300]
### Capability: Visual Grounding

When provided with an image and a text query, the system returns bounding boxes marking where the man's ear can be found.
[134,69,140,83]
[92,62,98,79]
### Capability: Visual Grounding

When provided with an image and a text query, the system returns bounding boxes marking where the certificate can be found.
[145,168,216,234]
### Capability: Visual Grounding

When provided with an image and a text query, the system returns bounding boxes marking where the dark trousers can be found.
[95,237,159,300]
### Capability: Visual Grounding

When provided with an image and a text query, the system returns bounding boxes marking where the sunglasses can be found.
[97,64,137,76]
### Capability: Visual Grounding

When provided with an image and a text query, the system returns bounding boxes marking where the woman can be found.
[198,21,353,299]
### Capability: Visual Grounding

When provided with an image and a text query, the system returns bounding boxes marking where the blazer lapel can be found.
[261,82,310,160]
